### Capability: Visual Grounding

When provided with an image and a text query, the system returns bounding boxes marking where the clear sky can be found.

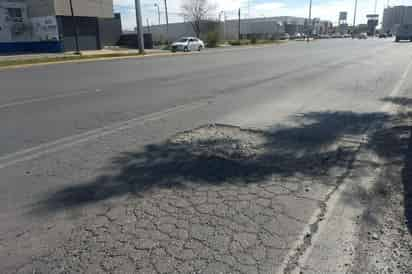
[114,0,412,30]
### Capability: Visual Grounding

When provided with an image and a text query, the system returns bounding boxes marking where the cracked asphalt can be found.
[1,39,412,273]
[25,124,355,273]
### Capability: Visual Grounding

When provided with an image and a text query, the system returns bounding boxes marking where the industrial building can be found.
[146,16,332,43]
[0,0,121,53]
[382,5,412,34]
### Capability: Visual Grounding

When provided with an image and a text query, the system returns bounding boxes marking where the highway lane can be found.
[0,39,393,157]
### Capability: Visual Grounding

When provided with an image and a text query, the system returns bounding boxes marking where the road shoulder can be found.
[292,100,412,274]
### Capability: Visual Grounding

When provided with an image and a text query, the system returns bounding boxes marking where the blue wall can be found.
[0,41,64,54]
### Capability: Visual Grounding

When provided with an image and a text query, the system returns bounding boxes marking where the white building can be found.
[146,16,306,43]
[0,0,121,52]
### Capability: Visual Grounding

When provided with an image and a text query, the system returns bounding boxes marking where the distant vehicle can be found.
[332,33,343,38]
[171,37,205,52]
[343,34,351,38]
[358,33,368,39]
[279,33,290,40]
[395,24,412,42]
[290,33,302,40]
[378,33,387,38]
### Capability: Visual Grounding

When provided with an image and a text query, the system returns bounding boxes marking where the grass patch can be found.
[0,53,145,68]
[255,39,286,45]
[228,39,251,46]
[227,39,286,46]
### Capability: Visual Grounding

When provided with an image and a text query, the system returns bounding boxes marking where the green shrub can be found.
[228,39,251,46]
[251,36,257,44]
[228,40,241,46]
[206,32,219,48]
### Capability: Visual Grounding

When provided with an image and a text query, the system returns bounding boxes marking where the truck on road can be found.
[395,24,412,42]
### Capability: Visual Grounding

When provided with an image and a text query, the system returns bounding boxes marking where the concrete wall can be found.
[98,13,121,46]
[0,1,60,43]
[146,22,196,43]
[54,0,113,18]
[0,0,32,42]
[0,2,14,42]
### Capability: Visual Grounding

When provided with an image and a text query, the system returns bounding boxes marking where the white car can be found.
[171,37,205,52]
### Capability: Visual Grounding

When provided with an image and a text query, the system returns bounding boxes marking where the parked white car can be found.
[171,37,205,52]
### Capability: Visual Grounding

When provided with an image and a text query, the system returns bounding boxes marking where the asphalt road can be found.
[1,38,412,273]
[0,39,400,156]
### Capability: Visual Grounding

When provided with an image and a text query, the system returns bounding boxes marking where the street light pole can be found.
[352,0,358,38]
[238,8,241,40]
[164,0,169,43]
[220,11,226,41]
[307,0,312,42]
[68,0,80,54]
[147,18,151,33]
[154,3,161,25]
[134,0,145,54]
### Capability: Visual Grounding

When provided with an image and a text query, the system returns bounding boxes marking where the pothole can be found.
[170,124,267,161]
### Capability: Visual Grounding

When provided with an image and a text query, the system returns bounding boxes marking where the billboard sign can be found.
[339,12,348,21]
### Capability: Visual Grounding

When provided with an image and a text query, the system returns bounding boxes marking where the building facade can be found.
[382,5,412,34]
[0,0,121,53]
[147,16,306,43]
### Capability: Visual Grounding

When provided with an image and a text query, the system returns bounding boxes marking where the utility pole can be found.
[219,11,226,41]
[68,0,80,54]
[134,0,144,54]
[154,3,161,25]
[238,8,241,40]
[147,18,151,33]
[307,0,312,42]
[164,0,169,44]
[352,0,358,38]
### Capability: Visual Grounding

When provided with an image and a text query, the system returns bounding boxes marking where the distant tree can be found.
[181,0,216,37]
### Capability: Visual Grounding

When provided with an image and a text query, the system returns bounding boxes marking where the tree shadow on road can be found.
[402,131,412,233]
[32,111,391,214]
[380,97,412,233]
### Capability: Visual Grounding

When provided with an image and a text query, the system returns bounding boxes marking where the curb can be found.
[0,51,193,71]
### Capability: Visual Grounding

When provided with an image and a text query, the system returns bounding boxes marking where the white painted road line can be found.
[0,100,208,169]
[381,56,412,113]
[0,89,101,110]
